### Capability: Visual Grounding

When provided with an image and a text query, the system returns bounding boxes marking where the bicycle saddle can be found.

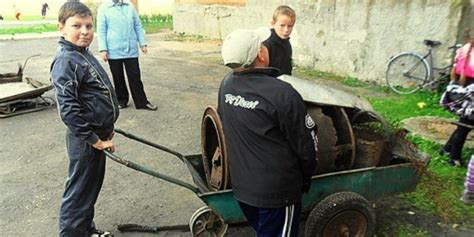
[423,39,441,47]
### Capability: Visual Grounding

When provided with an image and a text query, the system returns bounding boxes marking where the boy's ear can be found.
[58,23,64,34]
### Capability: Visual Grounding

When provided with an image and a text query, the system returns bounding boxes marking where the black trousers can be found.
[108,58,149,109]
[59,130,106,236]
[444,117,474,161]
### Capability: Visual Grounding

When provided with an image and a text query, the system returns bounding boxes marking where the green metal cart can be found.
[105,128,429,237]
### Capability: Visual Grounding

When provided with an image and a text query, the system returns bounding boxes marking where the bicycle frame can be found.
[386,40,460,94]
[401,52,431,82]
[416,45,454,88]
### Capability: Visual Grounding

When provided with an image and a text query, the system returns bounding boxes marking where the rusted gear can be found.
[200,106,230,191]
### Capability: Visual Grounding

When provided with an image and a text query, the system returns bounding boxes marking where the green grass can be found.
[1,15,56,21]
[294,67,474,229]
[164,32,209,42]
[141,14,172,34]
[294,67,347,82]
[396,224,429,237]
[0,14,173,35]
[0,24,58,35]
[367,91,455,128]
[142,21,172,34]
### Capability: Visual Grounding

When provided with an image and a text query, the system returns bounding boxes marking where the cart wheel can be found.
[304,191,375,237]
[189,206,228,237]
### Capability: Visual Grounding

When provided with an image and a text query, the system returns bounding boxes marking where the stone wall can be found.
[174,0,472,83]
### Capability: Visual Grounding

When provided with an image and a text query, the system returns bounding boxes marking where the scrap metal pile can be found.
[200,75,399,191]
[0,55,54,118]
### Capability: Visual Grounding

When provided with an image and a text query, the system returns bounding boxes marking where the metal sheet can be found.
[277,75,374,112]
[0,79,52,103]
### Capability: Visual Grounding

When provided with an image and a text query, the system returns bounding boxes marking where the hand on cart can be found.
[93,132,116,152]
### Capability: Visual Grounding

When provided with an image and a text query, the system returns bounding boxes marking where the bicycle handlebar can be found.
[448,43,462,50]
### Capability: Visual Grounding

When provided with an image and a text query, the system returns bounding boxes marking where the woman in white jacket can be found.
[97,0,157,111]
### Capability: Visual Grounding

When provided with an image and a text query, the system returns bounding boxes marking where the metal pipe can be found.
[114,128,185,161]
[104,150,199,194]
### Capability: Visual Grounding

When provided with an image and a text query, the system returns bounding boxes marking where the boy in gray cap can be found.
[217,28,318,237]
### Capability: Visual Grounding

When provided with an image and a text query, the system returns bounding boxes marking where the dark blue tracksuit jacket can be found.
[51,37,119,237]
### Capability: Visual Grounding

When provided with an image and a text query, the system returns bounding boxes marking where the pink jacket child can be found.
[454,43,474,80]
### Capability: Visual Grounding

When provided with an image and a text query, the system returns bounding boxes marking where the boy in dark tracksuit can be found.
[50,2,119,236]
[219,28,317,237]
[263,5,296,76]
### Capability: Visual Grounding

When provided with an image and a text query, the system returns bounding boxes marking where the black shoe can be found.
[439,148,450,157]
[118,103,128,109]
[448,159,464,167]
[138,103,157,111]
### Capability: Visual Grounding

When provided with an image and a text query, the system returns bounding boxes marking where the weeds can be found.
[165,32,208,42]
[139,14,172,24]
[396,224,429,237]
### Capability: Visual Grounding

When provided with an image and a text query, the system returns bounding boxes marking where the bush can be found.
[140,14,172,24]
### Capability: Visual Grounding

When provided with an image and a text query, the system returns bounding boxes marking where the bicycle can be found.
[385,39,461,94]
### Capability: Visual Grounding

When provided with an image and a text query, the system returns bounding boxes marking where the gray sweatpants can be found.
[59,130,106,237]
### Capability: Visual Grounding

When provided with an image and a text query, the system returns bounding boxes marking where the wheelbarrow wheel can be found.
[189,206,228,237]
[304,191,375,237]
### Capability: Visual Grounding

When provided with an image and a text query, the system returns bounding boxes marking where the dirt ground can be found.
[1,32,474,236]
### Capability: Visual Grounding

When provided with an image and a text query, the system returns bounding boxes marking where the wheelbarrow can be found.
[105,126,430,237]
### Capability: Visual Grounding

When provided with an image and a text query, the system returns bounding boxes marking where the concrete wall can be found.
[458,0,474,41]
[173,0,472,83]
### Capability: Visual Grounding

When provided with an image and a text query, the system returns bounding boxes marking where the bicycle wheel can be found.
[385,52,430,94]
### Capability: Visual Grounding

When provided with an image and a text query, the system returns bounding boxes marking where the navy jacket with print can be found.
[51,37,119,144]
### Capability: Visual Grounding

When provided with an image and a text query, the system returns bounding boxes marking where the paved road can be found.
[1,33,474,237]
[0,33,255,236]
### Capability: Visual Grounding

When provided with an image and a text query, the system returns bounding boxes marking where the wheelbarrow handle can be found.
[114,128,185,161]
[104,150,199,194]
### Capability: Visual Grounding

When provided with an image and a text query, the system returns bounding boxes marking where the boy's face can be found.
[59,15,94,48]
[272,15,295,40]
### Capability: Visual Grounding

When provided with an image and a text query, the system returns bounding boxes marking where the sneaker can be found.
[90,229,113,237]
[118,103,128,109]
